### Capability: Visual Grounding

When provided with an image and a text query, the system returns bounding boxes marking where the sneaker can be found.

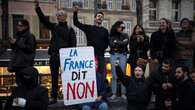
[121,94,127,100]
[110,94,117,100]
[48,98,57,105]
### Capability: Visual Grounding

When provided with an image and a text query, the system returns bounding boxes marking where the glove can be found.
[12,97,26,108]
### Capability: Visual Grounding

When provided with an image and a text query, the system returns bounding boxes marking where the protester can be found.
[116,65,150,110]
[34,0,76,104]
[8,19,36,85]
[73,5,109,78]
[174,65,192,110]
[150,18,176,73]
[109,21,129,100]
[4,67,48,110]
[146,59,175,110]
[175,18,194,70]
[128,24,149,71]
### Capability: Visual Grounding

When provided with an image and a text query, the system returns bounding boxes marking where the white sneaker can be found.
[121,94,127,100]
[110,94,117,100]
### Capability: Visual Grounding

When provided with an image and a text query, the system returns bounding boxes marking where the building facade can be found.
[3,0,137,47]
[143,0,195,34]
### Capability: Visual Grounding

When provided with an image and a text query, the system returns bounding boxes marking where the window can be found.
[116,0,122,10]
[12,14,24,35]
[107,0,113,10]
[64,0,72,8]
[149,0,158,21]
[102,20,109,30]
[131,0,136,11]
[39,16,50,39]
[193,0,195,20]
[123,21,132,36]
[172,0,180,22]
[83,0,89,9]
[71,18,86,46]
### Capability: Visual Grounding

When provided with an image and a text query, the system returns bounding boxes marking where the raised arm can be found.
[73,6,89,32]
[34,0,55,30]
[115,65,130,87]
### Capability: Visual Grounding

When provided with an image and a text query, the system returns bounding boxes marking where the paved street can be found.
[48,97,127,110]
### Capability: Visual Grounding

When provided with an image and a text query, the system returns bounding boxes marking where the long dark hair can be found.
[110,21,124,36]
[130,24,146,39]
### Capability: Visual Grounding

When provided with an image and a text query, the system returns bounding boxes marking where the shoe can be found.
[110,94,117,100]
[48,98,57,105]
[121,94,127,100]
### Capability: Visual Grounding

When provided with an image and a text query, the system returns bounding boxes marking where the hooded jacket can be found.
[4,67,48,110]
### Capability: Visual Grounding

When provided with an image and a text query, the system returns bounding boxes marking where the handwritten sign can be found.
[59,47,97,105]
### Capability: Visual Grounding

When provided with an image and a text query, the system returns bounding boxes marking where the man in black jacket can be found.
[4,67,48,110]
[175,65,192,110]
[34,0,76,104]
[73,6,109,78]
[8,19,36,85]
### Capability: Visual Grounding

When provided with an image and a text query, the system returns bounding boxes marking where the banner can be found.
[59,47,97,105]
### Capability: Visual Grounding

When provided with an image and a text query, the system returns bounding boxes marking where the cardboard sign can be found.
[59,47,97,105]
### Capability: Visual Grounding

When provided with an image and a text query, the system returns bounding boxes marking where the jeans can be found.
[110,53,127,95]
[81,102,108,110]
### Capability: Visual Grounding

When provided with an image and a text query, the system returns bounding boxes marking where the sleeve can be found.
[116,34,129,47]
[143,36,150,58]
[69,27,77,47]
[103,30,109,51]
[15,34,36,53]
[25,88,48,110]
[35,7,55,30]
[73,11,89,32]
[150,33,156,59]
[115,65,130,87]
[129,36,138,53]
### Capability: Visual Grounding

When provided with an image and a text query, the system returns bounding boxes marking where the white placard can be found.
[59,47,97,105]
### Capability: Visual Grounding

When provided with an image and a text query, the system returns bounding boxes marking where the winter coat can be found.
[150,30,176,63]
[175,78,193,110]
[35,7,76,55]
[109,33,129,54]
[128,35,149,64]
[116,65,150,109]
[10,31,36,69]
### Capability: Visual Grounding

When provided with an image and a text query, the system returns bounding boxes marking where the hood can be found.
[19,67,39,88]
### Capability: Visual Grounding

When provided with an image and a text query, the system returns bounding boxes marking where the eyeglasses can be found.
[120,24,125,29]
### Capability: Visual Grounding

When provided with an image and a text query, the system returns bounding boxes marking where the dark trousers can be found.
[96,55,106,78]
[49,54,60,99]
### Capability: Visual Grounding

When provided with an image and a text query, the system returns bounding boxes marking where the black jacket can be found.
[35,7,76,55]
[109,33,129,54]
[146,70,176,110]
[10,30,36,68]
[73,11,109,56]
[4,67,48,110]
[150,30,176,63]
[129,35,149,63]
[175,78,193,110]
[116,66,150,109]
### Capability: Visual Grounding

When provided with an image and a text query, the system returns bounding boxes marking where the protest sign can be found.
[59,47,97,105]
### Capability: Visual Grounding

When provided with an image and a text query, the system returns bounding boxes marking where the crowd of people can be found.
[3,0,195,110]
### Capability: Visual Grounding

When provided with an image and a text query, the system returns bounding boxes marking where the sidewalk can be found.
[48,97,127,110]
